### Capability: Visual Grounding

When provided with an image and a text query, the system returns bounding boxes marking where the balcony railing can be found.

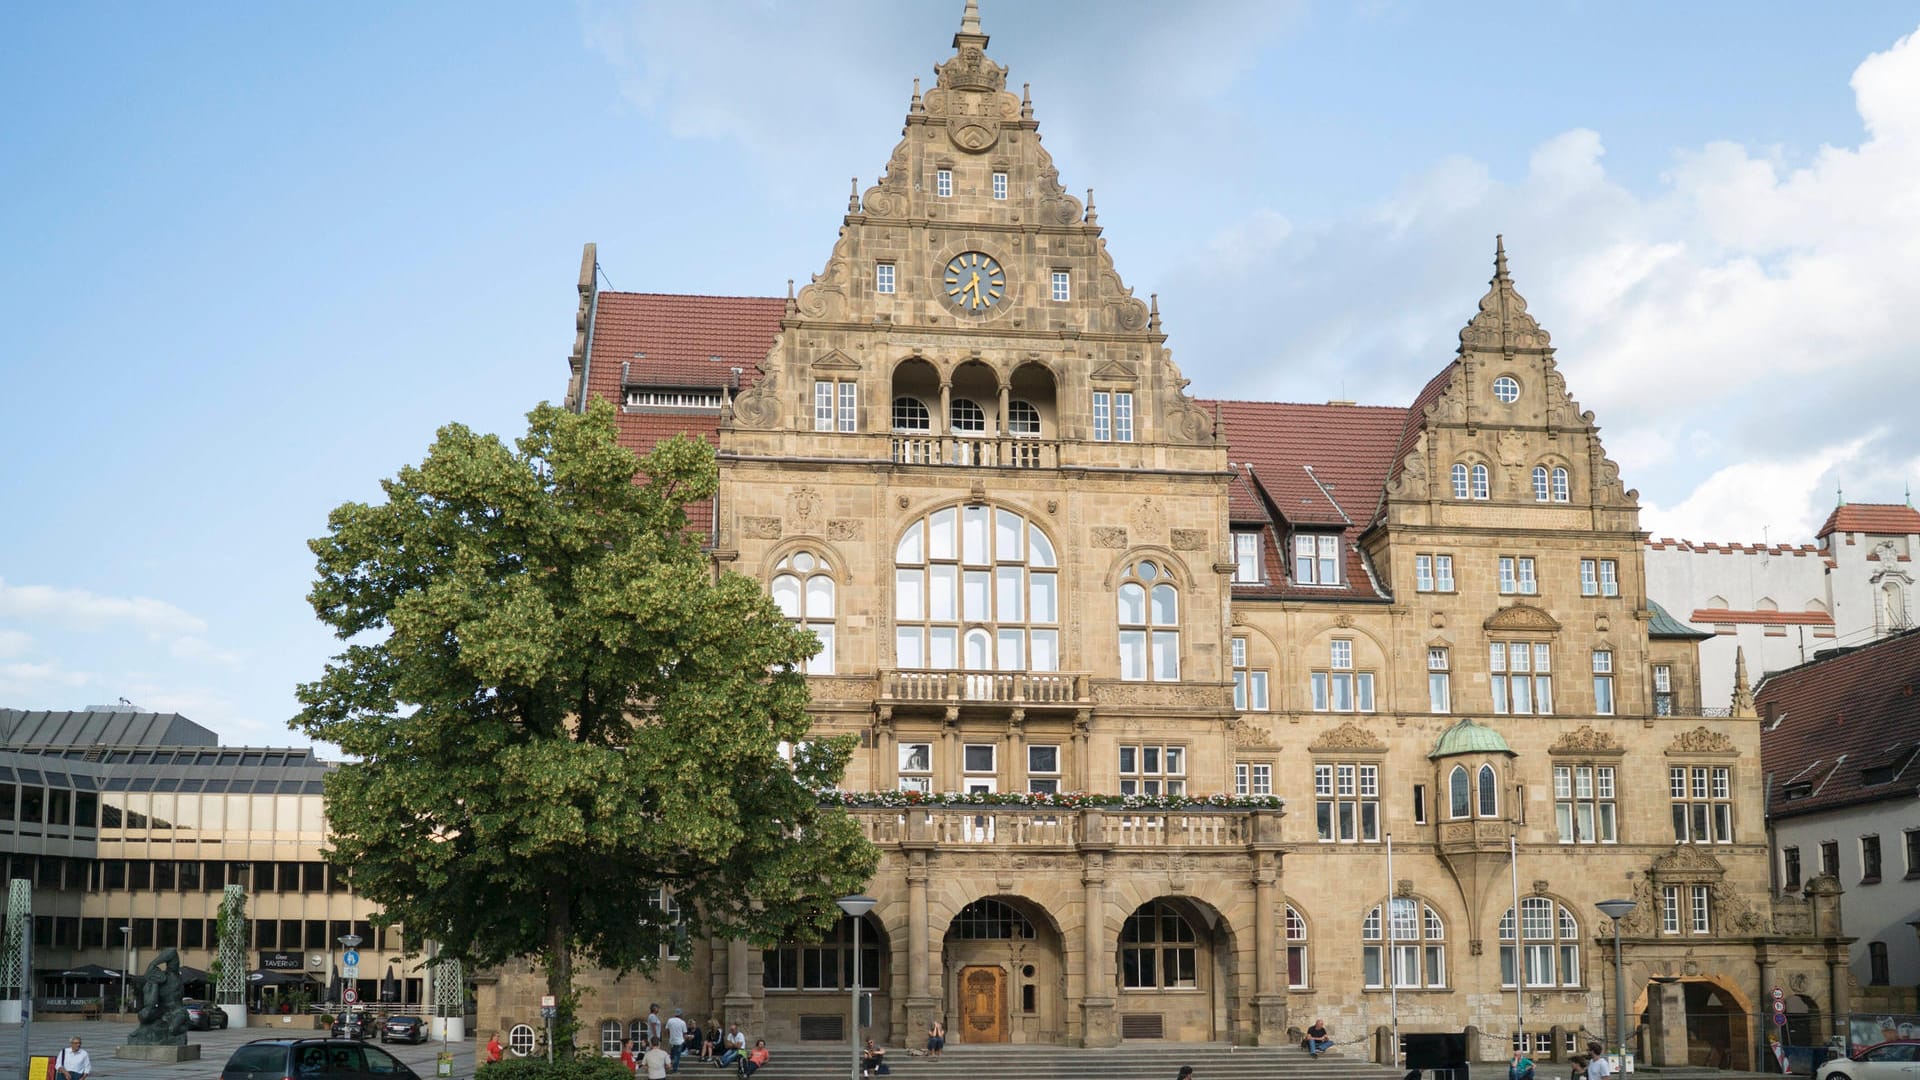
[850,805,1275,850]
[890,435,1059,469]
[880,669,1089,705]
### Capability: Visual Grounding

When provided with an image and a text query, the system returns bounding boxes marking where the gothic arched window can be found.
[1448,765,1470,819]
[1478,763,1499,817]
[1118,560,1180,682]
[771,550,835,676]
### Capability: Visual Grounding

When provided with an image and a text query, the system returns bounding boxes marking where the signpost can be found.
[541,996,557,1063]
[343,988,359,1005]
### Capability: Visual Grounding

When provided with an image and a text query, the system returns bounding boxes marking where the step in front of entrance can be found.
[723,1043,1404,1080]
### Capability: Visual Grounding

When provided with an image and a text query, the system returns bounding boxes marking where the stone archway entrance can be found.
[1637,975,1755,1071]
[940,896,1065,1044]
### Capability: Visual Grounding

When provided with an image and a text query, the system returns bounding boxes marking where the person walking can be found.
[1585,1042,1613,1080]
[55,1038,92,1080]
[486,1032,505,1064]
[622,1040,639,1074]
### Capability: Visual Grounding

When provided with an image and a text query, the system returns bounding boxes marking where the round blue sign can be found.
[342,950,361,967]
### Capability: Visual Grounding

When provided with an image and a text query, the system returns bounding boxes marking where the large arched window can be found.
[1120,900,1198,989]
[771,550,835,675]
[1448,766,1470,819]
[1499,898,1581,988]
[1117,560,1180,682]
[894,507,1059,671]
[1478,764,1499,817]
[1286,905,1309,989]
[950,898,1036,940]
[1362,898,1446,988]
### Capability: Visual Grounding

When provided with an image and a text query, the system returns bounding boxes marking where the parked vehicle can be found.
[380,1016,428,1044]
[183,999,230,1030]
[222,1039,421,1080]
[1815,1040,1920,1080]
[329,1012,374,1040]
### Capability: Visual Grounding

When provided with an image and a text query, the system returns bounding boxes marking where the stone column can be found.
[941,707,961,792]
[1755,947,1776,1069]
[903,846,939,1043]
[1646,979,1689,1067]
[1006,710,1026,792]
[1247,809,1288,1044]
[937,383,951,439]
[1071,709,1092,792]
[875,707,897,790]
[723,939,758,1031]
[1079,812,1116,1046]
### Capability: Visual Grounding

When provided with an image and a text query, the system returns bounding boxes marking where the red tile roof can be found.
[1815,503,1920,539]
[1377,360,1459,521]
[1207,400,1407,602]
[1759,626,1920,820]
[1690,608,1835,627]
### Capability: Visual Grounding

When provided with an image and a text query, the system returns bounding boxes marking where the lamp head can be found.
[835,894,877,918]
[1595,899,1637,920]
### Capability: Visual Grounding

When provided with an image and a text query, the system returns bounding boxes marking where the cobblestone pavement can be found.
[0,1017,475,1080]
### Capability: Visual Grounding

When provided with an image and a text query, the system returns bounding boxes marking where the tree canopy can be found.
[294,400,876,1044]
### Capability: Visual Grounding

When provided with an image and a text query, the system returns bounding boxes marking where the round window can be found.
[1022,964,1037,978]
[1493,376,1520,403]
[509,1025,536,1057]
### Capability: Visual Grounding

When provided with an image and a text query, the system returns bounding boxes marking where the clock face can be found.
[944,252,1006,313]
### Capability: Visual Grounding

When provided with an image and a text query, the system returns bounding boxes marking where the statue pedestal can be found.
[117,1044,202,1062]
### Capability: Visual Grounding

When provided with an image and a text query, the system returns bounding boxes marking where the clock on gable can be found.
[943,252,1006,314]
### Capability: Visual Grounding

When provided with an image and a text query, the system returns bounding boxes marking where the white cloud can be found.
[0,577,239,667]
[0,659,94,694]
[1165,24,1920,539]
[0,629,31,658]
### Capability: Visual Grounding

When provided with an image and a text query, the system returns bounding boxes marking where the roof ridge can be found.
[1203,396,1407,412]
[600,290,785,302]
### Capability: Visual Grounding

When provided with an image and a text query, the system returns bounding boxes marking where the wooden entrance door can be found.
[957,965,1006,1043]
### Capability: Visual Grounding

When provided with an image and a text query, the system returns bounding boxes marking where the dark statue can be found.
[126,947,190,1045]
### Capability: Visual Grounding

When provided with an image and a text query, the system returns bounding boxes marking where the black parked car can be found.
[223,1039,421,1080]
[380,1016,428,1045]
[184,999,231,1030]
[330,1012,374,1040]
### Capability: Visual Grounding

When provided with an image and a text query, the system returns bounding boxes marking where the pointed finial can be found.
[1021,81,1033,119]
[959,0,981,36]
[910,77,924,114]
[1731,646,1756,718]
[1084,188,1097,225]
[1494,234,1510,282]
[1905,482,1912,507]
[1148,292,1161,332]
[849,177,861,214]
[1837,482,1845,507]
[785,278,796,316]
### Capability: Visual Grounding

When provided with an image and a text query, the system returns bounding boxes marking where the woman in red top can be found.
[622,1040,638,1073]
[486,1033,504,1063]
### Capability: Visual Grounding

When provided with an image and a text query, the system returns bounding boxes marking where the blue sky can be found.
[4,2,1919,747]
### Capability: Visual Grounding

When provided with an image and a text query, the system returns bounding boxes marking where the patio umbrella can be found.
[55,964,120,980]
[177,965,210,985]
[247,970,312,986]
[380,965,399,1003]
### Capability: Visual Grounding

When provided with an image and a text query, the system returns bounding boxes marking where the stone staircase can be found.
[732,1042,1407,1080]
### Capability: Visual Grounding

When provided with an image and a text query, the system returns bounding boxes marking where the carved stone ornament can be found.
[731,381,779,429]
[741,516,782,539]
[1484,603,1561,632]
[1395,879,1415,899]
[1092,526,1128,549]
[1668,726,1734,754]
[1334,614,1355,629]
[807,678,878,703]
[1650,845,1727,884]
[826,519,864,541]
[1094,683,1224,708]
[788,487,822,524]
[898,496,911,509]
[1497,430,1529,467]
[1550,725,1621,754]
[1309,720,1387,754]
[1130,498,1165,540]
[1046,499,1058,515]
[1171,528,1208,551]
[1713,885,1766,936]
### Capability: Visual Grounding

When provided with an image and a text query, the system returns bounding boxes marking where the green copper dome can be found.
[1428,718,1516,760]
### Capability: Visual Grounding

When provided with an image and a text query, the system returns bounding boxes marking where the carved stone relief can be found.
[741,516,782,539]
[827,519,864,541]
[1668,726,1734,753]
[1092,527,1128,549]
[1171,528,1207,551]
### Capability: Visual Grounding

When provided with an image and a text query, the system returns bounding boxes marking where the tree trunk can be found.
[544,885,576,1055]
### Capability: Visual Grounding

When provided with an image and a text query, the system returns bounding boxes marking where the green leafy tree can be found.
[295,400,877,1049]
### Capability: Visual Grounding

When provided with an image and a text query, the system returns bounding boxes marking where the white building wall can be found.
[1773,801,1920,990]
[1824,528,1918,641]
[1643,542,1834,706]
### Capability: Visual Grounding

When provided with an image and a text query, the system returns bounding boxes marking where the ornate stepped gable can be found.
[1377,237,1636,521]
[727,0,1215,448]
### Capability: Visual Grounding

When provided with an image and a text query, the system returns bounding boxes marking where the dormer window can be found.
[1233,532,1263,583]
[1294,534,1340,586]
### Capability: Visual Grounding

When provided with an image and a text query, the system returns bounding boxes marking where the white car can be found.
[1816,1041,1920,1080]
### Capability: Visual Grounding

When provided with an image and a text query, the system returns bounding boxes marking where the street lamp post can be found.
[118,925,131,1014]
[836,896,876,1080]
[1595,900,1637,1069]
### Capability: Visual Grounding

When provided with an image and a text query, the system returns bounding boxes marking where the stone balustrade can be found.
[879,669,1088,705]
[848,804,1281,851]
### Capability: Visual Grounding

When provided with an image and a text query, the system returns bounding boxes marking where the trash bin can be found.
[437,1052,454,1077]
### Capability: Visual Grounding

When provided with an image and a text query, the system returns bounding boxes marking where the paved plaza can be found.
[0,1018,475,1080]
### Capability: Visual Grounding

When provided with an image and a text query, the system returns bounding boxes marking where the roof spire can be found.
[959,0,982,37]
[1084,188,1097,226]
[1148,292,1161,333]
[1021,81,1032,119]
[1493,234,1510,282]
[1458,234,1548,353]
[1837,482,1845,507]
[848,177,861,214]
[1730,646,1756,718]
[910,77,924,114]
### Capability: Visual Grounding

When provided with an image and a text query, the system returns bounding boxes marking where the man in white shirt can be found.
[643,1039,672,1080]
[666,1009,689,1073]
[56,1038,92,1080]
[1586,1042,1613,1080]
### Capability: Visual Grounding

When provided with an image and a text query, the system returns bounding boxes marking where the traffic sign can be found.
[343,988,359,1005]
[1773,1002,1786,1015]
[1773,1012,1787,1027]
[343,950,361,968]
[1771,987,1785,1001]
[541,995,556,1008]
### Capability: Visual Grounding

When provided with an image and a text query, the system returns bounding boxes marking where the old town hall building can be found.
[481,5,1852,1067]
